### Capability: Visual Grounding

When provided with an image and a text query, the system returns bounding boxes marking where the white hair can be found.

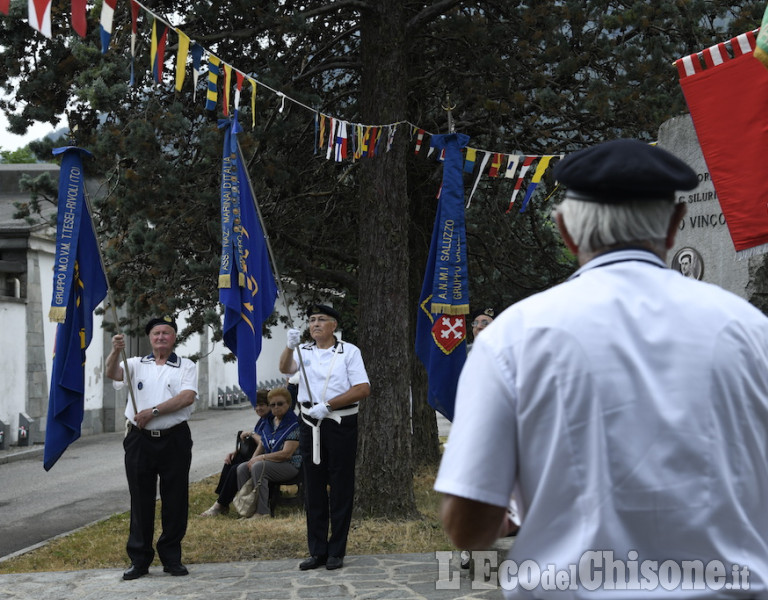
[556,197,677,255]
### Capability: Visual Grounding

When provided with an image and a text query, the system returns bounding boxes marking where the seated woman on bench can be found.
[201,389,270,517]
[236,387,302,518]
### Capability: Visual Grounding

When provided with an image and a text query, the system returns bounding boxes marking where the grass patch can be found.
[0,464,452,573]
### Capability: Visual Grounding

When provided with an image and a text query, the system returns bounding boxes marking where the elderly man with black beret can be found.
[279,304,370,572]
[106,316,197,580]
[436,139,768,597]
[469,307,495,347]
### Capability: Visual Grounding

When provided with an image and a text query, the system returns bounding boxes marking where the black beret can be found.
[145,316,177,335]
[307,304,341,322]
[554,139,698,203]
[471,307,496,322]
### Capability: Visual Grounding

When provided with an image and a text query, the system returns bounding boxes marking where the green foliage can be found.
[0,146,37,163]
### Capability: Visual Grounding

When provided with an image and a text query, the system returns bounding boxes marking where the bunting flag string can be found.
[99,0,117,53]
[335,120,348,162]
[150,19,169,84]
[488,152,502,177]
[4,0,569,214]
[71,0,87,37]
[206,55,221,111]
[28,0,52,38]
[129,0,139,85]
[518,155,562,213]
[248,76,257,128]
[504,155,520,179]
[318,114,326,150]
[190,43,203,101]
[326,118,336,161]
[313,113,319,154]
[175,29,190,92]
[414,128,426,154]
[386,125,397,152]
[222,63,231,117]
[506,156,537,213]
[463,147,477,173]
[466,151,491,208]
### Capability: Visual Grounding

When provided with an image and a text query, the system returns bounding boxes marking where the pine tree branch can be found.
[300,0,371,21]
[406,0,463,34]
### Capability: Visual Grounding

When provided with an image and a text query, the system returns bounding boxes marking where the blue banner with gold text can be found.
[44,146,107,470]
[415,133,470,422]
[218,119,278,405]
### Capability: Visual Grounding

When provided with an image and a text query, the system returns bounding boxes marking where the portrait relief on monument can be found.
[671,247,704,280]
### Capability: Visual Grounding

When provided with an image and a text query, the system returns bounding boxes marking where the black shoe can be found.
[326,556,344,570]
[299,556,327,570]
[122,564,149,580]
[163,563,189,576]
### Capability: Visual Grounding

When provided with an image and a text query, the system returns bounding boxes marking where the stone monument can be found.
[658,114,768,308]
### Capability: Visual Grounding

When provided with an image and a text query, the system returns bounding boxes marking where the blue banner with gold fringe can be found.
[218,118,278,405]
[44,146,108,470]
[415,132,470,422]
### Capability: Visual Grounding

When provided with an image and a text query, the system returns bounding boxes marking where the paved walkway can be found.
[0,443,44,465]
[0,549,513,599]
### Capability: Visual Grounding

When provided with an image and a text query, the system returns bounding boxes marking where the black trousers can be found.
[299,415,358,559]
[123,422,192,568]
[214,455,247,507]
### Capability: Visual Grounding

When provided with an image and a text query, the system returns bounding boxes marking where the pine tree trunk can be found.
[409,183,441,467]
[355,1,418,518]
[411,362,441,467]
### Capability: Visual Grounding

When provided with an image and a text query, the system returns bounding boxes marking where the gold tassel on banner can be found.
[48,306,67,323]
[430,303,470,316]
[218,274,231,288]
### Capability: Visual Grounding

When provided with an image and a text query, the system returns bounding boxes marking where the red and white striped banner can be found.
[675,28,768,255]
[675,30,757,78]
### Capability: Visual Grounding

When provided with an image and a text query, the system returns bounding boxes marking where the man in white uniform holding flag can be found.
[279,304,370,572]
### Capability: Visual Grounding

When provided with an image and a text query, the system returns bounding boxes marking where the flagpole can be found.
[235,138,316,405]
[81,188,139,416]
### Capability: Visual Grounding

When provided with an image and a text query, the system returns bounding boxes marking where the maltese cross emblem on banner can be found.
[431,314,466,354]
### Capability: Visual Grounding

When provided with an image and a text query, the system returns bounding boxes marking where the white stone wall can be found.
[35,237,57,401]
[0,300,27,433]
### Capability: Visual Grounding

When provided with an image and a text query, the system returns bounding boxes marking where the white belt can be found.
[300,404,358,465]
[299,404,359,420]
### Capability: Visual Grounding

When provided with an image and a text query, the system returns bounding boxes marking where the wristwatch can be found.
[325,402,333,412]
[152,406,160,417]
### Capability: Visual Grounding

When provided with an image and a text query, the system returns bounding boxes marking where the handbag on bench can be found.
[235,431,258,460]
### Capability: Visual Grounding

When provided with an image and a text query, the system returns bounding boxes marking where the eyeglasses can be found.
[472,320,492,328]
[308,316,334,324]
[269,402,286,408]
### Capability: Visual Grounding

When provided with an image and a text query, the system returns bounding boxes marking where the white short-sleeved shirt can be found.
[435,249,768,599]
[290,340,369,405]
[114,353,198,428]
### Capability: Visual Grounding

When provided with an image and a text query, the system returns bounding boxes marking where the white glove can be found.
[307,402,331,420]
[287,328,301,349]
